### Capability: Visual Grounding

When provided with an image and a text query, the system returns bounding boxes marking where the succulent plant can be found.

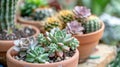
[83,15,101,33]
[73,6,91,23]
[45,17,64,31]
[58,10,75,23]
[31,8,55,21]
[25,46,49,63]
[65,20,84,35]
[14,28,79,63]
[20,0,48,17]
[0,0,18,32]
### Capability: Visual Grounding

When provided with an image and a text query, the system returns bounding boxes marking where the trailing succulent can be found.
[13,28,79,63]
[31,8,55,21]
[20,0,48,17]
[45,17,64,32]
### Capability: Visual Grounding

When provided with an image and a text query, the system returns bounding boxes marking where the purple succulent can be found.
[73,6,91,18]
[65,20,84,35]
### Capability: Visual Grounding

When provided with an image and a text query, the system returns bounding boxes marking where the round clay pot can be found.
[74,22,105,63]
[0,24,39,65]
[7,47,79,67]
[17,16,45,33]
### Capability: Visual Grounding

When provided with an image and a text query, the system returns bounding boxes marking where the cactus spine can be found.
[83,15,101,33]
[0,0,18,31]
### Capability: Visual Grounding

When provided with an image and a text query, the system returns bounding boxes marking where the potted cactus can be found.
[0,0,39,65]
[17,0,56,33]
[6,28,79,67]
[64,6,105,62]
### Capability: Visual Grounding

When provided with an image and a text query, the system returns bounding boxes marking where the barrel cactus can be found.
[45,17,64,31]
[83,15,101,33]
[0,0,18,31]
[58,10,75,23]
[31,8,55,21]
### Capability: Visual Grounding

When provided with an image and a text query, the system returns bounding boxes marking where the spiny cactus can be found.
[58,10,75,23]
[65,20,84,35]
[31,8,55,21]
[83,15,101,33]
[0,0,18,31]
[45,17,63,31]
[73,6,91,23]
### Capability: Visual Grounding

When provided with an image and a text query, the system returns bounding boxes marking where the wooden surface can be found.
[78,44,116,67]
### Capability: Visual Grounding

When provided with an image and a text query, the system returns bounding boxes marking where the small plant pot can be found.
[74,22,105,63]
[0,24,40,65]
[17,16,45,33]
[7,47,79,67]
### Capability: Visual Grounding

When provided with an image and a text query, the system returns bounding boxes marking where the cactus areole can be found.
[0,0,18,31]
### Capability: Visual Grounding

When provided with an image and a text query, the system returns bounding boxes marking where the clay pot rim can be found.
[74,21,105,37]
[18,16,42,23]
[7,47,79,66]
[0,24,40,42]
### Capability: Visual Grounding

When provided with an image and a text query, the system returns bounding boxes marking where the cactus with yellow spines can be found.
[45,17,64,31]
[58,10,75,23]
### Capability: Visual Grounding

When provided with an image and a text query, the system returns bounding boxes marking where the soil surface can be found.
[0,27,36,40]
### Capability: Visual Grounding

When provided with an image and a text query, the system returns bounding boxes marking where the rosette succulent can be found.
[65,20,84,35]
[73,6,91,23]
[13,28,79,63]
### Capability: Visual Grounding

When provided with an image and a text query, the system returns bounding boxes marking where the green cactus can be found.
[83,15,101,33]
[31,8,55,21]
[0,0,18,31]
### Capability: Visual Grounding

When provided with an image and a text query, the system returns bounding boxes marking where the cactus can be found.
[45,17,64,31]
[83,15,101,33]
[0,0,18,31]
[73,6,91,23]
[31,8,55,21]
[58,10,74,23]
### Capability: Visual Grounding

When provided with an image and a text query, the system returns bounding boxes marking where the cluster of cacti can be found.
[0,0,18,31]
[14,28,79,63]
[58,10,75,23]
[45,17,64,31]
[65,20,84,35]
[31,8,55,21]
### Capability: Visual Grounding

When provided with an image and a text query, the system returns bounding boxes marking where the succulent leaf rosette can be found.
[13,28,79,63]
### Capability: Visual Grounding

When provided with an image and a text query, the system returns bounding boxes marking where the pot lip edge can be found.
[74,21,105,37]
[0,24,39,42]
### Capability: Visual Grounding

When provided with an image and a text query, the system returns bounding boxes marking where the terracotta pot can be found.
[0,24,40,65]
[17,16,45,33]
[7,47,79,67]
[74,22,105,62]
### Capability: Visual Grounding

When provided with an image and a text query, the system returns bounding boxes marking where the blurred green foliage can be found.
[81,0,110,16]
[20,0,48,16]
